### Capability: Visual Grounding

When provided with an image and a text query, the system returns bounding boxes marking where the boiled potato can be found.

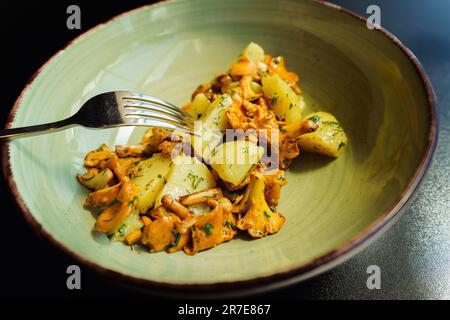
[242,42,265,62]
[192,94,233,161]
[297,111,348,158]
[110,211,143,241]
[262,75,303,124]
[202,94,233,132]
[188,93,210,120]
[211,140,264,185]
[131,153,172,213]
[154,154,216,206]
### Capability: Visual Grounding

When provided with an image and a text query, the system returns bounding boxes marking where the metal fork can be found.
[0,91,194,139]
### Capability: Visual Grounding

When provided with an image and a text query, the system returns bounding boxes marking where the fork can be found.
[0,91,194,139]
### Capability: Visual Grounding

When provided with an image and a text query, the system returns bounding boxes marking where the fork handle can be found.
[0,117,77,139]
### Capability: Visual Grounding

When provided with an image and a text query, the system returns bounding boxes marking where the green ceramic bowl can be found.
[2,0,437,296]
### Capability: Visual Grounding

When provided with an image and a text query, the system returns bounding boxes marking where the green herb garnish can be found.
[271,93,279,107]
[264,210,271,219]
[187,171,204,189]
[309,115,320,123]
[145,179,155,190]
[323,121,342,128]
[118,224,127,237]
[203,223,214,236]
[166,233,181,250]
[128,196,138,207]
[278,125,286,134]
[157,174,167,185]
[217,95,229,108]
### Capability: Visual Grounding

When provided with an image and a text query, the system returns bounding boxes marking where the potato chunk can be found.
[187,93,210,120]
[210,140,264,186]
[262,75,303,124]
[154,155,216,207]
[242,42,265,62]
[297,112,348,158]
[191,94,233,161]
[131,153,172,214]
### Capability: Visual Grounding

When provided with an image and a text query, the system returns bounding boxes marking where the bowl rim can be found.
[1,0,438,298]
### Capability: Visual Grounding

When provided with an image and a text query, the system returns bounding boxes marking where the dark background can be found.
[0,0,449,300]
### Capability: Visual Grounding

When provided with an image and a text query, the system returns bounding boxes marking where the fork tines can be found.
[121,92,194,133]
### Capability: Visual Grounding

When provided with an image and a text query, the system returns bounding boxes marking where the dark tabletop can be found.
[0,0,449,300]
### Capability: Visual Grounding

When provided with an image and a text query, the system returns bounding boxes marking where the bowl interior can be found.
[7,0,431,286]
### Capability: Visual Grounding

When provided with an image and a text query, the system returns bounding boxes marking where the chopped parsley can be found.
[278,125,286,134]
[264,210,271,219]
[271,93,279,107]
[166,232,181,250]
[187,171,204,189]
[118,224,127,237]
[217,95,229,108]
[128,196,138,207]
[323,121,343,129]
[203,223,214,236]
[308,115,320,123]
[157,174,167,185]
[145,179,155,190]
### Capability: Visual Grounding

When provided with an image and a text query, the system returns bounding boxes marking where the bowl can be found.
[2,0,437,297]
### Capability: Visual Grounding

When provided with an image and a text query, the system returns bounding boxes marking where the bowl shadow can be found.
[288,152,335,174]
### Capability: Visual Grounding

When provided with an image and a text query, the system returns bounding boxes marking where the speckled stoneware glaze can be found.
[2,0,437,297]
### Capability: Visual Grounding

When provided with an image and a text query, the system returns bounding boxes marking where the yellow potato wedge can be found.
[188,93,210,120]
[131,153,172,213]
[211,140,264,186]
[155,155,216,206]
[242,42,265,62]
[192,94,233,161]
[262,74,303,124]
[297,111,348,158]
